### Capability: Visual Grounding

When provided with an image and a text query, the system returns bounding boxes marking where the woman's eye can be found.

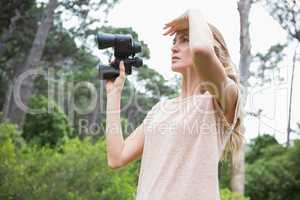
[172,37,188,45]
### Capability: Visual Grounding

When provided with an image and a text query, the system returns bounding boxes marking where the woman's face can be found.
[171,31,193,73]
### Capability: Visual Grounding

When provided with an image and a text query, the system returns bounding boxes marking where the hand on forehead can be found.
[175,30,188,38]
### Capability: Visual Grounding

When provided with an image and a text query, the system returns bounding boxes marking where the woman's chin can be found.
[171,64,187,73]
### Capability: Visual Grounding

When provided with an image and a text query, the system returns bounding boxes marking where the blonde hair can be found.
[207,23,245,162]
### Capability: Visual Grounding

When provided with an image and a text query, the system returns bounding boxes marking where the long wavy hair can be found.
[207,23,245,162]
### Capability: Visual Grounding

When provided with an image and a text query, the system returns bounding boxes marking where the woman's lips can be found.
[172,59,179,63]
[172,56,180,62]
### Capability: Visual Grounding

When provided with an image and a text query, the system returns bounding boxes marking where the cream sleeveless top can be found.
[136,88,241,200]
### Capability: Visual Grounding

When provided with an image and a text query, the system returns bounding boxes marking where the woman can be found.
[105,9,243,200]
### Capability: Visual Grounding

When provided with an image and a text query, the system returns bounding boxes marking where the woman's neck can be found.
[179,71,206,98]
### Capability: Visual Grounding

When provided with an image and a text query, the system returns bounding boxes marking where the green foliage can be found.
[220,188,250,200]
[0,135,138,200]
[22,95,72,147]
[219,159,230,189]
[0,122,25,148]
[246,139,300,200]
[252,43,287,86]
[43,30,78,61]
[0,0,36,34]
[246,134,279,164]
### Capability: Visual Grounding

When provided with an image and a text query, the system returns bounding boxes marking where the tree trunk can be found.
[3,0,58,126]
[238,0,252,87]
[230,0,253,194]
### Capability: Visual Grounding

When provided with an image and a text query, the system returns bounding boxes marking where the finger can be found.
[163,23,177,31]
[170,31,176,36]
[119,60,126,78]
[163,27,176,35]
[164,23,173,29]
[165,19,177,26]
[164,24,173,31]
[163,22,173,29]
[105,80,113,89]
[164,29,177,36]
[163,30,171,36]
[164,21,173,27]
[106,79,113,84]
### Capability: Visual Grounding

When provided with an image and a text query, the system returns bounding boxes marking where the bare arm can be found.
[188,10,239,123]
[105,93,145,169]
[105,62,145,169]
[188,10,228,101]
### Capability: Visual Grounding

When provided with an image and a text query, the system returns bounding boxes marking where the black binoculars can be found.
[96,32,143,80]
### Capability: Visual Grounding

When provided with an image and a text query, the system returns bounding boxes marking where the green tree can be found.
[251,43,287,86]
[22,95,71,147]
[245,134,300,200]
[246,134,279,164]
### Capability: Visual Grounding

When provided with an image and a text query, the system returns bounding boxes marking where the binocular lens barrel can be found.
[96,33,117,49]
[96,32,133,49]
[133,41,142,54]
[96,32,142,55]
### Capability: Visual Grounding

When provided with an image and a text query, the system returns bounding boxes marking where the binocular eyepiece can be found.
[96,32,144,80]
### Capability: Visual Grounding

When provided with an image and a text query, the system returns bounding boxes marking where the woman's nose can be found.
[171,44,179,54]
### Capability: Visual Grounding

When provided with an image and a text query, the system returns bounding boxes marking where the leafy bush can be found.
[246,139,300,200]
[0,122,24,148]
[246,134,279,164]
[22,95,72,147]
[0,136,138,200]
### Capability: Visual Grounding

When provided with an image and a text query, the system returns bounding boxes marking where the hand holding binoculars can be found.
[95,32,143,80]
